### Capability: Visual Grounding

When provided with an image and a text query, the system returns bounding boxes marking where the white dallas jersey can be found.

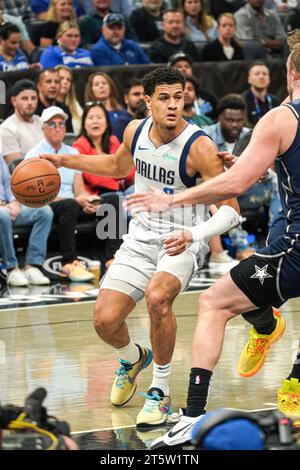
[127,117,210,254]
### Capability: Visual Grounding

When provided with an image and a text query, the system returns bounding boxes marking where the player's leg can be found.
[95,240,158,406]
[278,340,300,417]
[94,285,152,407]
[136,250,195,427]
[151,272,258,448]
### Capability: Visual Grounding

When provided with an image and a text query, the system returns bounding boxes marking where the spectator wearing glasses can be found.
[25,106,98,282]
[91,13,151,66]
[40,21,94,69]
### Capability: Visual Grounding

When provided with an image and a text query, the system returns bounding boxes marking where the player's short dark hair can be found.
[0,22,20,39]
[142,67,185,96]
[216,93,246,116]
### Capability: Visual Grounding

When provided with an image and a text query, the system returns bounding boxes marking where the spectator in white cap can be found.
[24,106,100,282]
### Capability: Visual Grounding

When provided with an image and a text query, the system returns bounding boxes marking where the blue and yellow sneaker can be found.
[110,345,153,406]
[238,308,285,378]
[278,378,300,418]
[136,388,172,427]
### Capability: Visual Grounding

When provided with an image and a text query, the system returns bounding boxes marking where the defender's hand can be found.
[126,187,172,213]
[40,154,63,168]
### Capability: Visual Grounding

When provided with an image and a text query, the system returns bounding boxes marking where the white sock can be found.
[149,362,171,396]
[116,339,140,364]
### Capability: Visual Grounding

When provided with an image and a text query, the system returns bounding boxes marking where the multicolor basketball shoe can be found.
[136,388,172,427]
[278,378,300,418]
[110,345,153,406]
[238,308,285,377]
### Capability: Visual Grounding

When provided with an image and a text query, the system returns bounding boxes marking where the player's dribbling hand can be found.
[39,154,63,168]
[126,187,172,213]
[164,229,193,256]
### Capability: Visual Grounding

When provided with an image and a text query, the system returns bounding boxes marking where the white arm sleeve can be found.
[189,205,240,243]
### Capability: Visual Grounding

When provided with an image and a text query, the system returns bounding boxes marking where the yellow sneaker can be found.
[278,378,300,418]
[60,260,95,282]
[238,308,285,378]
[136,389,172,427]
[110,346,153,406]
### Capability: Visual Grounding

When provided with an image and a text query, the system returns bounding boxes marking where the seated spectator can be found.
[3,0,34,22]
[73,101,135,193]
[91,13,151,66]
[0,23,30,72]
[0,155,53,286]
[1,79,43,163]
[202,12,244,61]
[129,0,164,42]
[25,106,98,282]
[168,51,218,120]
[79,0,136,46]
[31,0,84,21]
[56,64,83,134]
[112,78,145,142]
[235,0,286,58]
[209,0,246,19]
[40,0,77,47]
[0,0,35,55]
[149,9,199,63]
[84,71,124,126]
[265,0,297,11]
[183,76,213,126]
[182,0,218,42]
[36,68,74,132]
[242,60,280,126]
[40,21,94,69]
[286,6,300,32]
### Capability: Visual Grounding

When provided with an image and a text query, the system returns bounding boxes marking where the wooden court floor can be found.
[1,290,300,449]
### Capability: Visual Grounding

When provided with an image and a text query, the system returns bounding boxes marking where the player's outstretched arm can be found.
[40,121,139,177]
[127,108,285,211]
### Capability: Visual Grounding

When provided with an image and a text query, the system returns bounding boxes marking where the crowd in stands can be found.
[0,0,295,286]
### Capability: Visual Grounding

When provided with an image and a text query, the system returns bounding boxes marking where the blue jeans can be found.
[0,205,53,269]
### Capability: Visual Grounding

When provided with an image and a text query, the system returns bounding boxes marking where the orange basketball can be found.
[11,158,61,208]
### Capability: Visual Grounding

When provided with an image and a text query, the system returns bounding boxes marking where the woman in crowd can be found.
[72,102,134,269]
[56,65,83,134]
[40,0,77,47]
[182,0,217,42]
[84,72,124,127]
[40,21,93,68]
[202,13,244,61]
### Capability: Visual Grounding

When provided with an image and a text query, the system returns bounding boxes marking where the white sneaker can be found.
[24,267,50,285]
[209,250,239,267]
[7,268,29,287]
[150,409,204,449]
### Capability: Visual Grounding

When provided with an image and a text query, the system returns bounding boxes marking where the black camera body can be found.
[0,388,70,450]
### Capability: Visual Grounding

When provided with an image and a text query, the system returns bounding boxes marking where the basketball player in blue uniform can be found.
[41,67,239,427]
[127,45,300,446]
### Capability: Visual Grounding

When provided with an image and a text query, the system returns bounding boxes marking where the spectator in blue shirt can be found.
[0,23,31,72]
[40,21,94,68]
[91,12,151,66]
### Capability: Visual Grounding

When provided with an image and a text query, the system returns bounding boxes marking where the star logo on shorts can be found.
[250,264,273,285]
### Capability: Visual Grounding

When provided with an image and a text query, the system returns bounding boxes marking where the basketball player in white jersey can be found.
[41,67,239,427]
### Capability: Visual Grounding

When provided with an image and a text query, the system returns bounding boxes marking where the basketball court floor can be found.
[1,266,300,450]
